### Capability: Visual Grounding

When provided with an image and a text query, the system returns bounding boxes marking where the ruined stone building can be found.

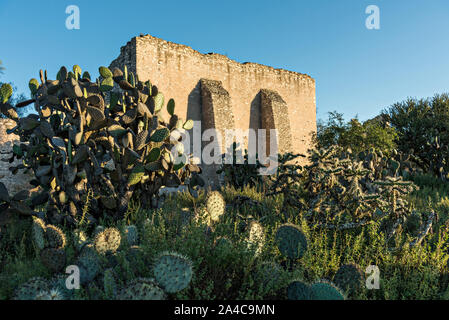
[110,34,317,187]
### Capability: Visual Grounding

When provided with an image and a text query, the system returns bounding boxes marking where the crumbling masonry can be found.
[110,34,316,187]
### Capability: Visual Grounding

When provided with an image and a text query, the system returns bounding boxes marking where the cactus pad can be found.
[153,251,193,293]
[275,224,307,260]
[32,217,46,250]
[94,227,121,254]
[205,191,226,223]
[45,225,67,249]
[310,280,345,300]
[287,280,313,300]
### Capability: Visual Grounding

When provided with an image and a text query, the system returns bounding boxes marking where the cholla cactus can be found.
[94,227,121,254]
[304,146,419,235]
[153,251,193,293]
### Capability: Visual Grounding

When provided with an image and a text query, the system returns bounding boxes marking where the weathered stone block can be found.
[260,89,293,155]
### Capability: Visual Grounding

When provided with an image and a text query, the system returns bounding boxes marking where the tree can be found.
[383,93,449,178]
[315,111,398,155]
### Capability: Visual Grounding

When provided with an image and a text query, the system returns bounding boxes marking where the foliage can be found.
[316,111,398,156]
[383,93,449,179]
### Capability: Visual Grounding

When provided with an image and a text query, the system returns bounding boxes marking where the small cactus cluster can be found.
[275,223,308,260]
[287,279,345,300]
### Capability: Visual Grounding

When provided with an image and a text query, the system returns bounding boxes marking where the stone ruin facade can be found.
[0,34,316,193]
[110,34,317,187]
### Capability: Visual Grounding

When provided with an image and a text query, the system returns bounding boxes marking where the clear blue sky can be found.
[1,0,448,121]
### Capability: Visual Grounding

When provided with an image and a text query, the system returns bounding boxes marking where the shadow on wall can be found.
[249,92,261,153]
[186,81,202,158]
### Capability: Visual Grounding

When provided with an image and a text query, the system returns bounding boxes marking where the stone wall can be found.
[110,34,316,187]
[0,119,34,195]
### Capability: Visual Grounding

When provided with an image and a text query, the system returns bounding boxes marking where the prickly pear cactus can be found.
[153,251,193,293]
[275,224,308,260]
[310,280,345,300]
[117,278,166,300]
[94,227,121,254]
[287,280,313,300]
[247,221,264,255]
[2,64,202,225]
[77,244,101,284]
[32,217,46,250]
[205,191,226,223]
